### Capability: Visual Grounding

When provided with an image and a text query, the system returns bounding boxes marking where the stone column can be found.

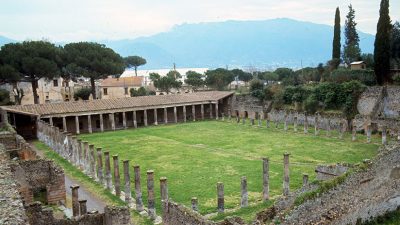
[160,177,168,201]
[201,104,205,120]
[382,126,387,145]
[183,106,187,122]
[241,176,248,208]
[147,170,156,220]
[71,136,78,166]
[63,116,67,132]
[217,182,224,213]
[122,112,127,129]
[209,103,213,119]
[339,120,345,139]
[144,109,148,127]
[134,165,144,211]
[174,107,178,123]
[154,109,158,125]
[266,116,270,128]
[262,158,269,201]
[87,115,92,133]
[314,113,319,136]
[258,113,262,126]
[164,108,168,124]
[79,200,87,215]
[96,148,104,183]
[283,153,290,196]
[133,111,137,128]
[123,160,132,204]
[77,139,83,168]
[100,114,104,132]
[228,109,232,121]
[82,141,89,173]
[191,197,198,212]
[303,174,309,187]
[71,185,80,217]
[304,112,308,134]
[366,125,372,143]
[294,116,298,132]
[326,118,331,137]
[75,116,80,134]
[243,116,246,125]
[284,112,288,131]
[104,152,112,190]
[251,117,255,126]
[89,144,96,178]
[109,113,115,131]
[215,103,219,120]
[352,124,357,142]
[192,105,196,121]
[275,117,279,128]
[113,155,121,197]
[49,117,53,126]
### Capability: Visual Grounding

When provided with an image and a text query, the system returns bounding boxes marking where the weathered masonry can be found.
[0,91,234,139]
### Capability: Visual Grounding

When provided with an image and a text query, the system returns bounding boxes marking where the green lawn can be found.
[74,120,379,221]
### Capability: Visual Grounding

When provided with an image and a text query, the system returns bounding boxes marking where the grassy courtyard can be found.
[74,120,379,220]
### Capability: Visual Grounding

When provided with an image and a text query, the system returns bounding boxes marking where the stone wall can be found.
[231,95,271,119]
[315,164,352,181]
[11,159,66,205]
[0,144,28,225]
[25,202,130,225]
[357,86,384,117]
[281,143,400,224]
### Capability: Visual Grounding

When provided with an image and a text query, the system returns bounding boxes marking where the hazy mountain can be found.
[1,18,375,70]
[0,36,14,47]
[102,18,375,70]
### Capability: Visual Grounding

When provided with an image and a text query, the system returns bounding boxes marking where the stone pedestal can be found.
[217,182,224,213]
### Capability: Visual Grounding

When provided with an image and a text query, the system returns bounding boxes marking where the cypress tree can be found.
[332,7,341,61]
[343,4,361,66]
[374,0,392,85]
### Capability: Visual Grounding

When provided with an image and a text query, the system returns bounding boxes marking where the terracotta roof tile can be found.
[2,91,234,117]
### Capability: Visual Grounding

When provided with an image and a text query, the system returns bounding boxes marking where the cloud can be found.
[0,0,399,41]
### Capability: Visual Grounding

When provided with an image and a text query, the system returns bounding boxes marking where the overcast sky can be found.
[1,0,399,42]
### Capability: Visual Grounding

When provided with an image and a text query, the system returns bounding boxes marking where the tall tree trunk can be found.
[12,82,24,105]
[31,77,39,104]
[90,77,96,100]
[135,67,138,76]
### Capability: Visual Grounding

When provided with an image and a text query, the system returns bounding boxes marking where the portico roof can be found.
[1,91,234,117]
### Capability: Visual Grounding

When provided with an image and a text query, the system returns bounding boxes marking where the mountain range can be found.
[1,18,375,70]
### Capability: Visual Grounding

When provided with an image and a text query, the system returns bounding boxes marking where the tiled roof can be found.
[2,91,234,117]
[100,76,143,87]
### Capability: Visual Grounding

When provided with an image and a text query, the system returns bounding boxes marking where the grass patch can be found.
[75,120,379,220]
[210,201,273,223]
[33,141,153,225]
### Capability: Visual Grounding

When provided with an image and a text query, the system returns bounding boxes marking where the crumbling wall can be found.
[11,159,66,205]
[315,164,351,181]
[357,86,384,117]
[383,86,400,118]
[25,202,131,225]
[162,201,215,225]
[0,144,28,225]
[281,143,400,225]
[231,95,271,119]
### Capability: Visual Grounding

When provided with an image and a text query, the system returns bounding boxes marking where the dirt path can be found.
[30,142,106,213]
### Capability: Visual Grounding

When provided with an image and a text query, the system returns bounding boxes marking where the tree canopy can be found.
[0,41,61,104]
[64,42,125,99]
[149,71,182,94]
[184,70,204,91]
[125,56,147,76]
[391,22,400,68]
[205,68,234,91]
[343,4,361,65]
[332,7,341,63]
[374,0,392,85]
[231,69,252,83]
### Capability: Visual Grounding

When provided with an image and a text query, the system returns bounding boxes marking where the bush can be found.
[249,79,265,100]
[0,89,10,105]
[74,87,91,100]
[130,87,155,97]
[303,94,319,114]
[283,86,309,104]
[313,82,343,109]
[327,68,376,86]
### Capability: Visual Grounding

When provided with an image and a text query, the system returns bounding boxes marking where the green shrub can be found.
[250,79,265,100]
[74,87,91,100]
[0,89,11,105]
[327,69,376,86]
[303,94,319,114]
[130,87,155,97]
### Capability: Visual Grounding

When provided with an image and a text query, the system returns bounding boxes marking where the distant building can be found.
[350,61,366,70]
[99,76,144,99]
[0,77,75,105]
